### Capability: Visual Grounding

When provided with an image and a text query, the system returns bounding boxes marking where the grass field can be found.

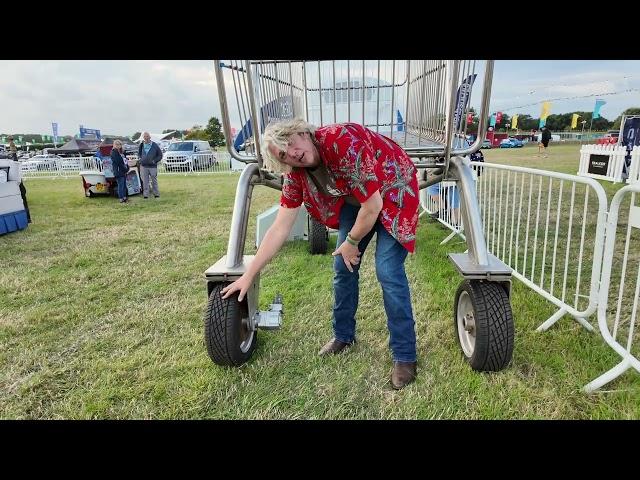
[1,142,639,419]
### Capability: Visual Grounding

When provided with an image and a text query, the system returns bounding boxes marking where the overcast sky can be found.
[1,60,639,137]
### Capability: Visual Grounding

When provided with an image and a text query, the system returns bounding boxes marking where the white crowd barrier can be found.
[424,161,640,391]
[160,152,237,174]
[578,144,630,183]
[584,185,640,392]
[21,152,241,179]
[20,156,102,178]
[418,164,484,245]
[473,162,608,333]
[419,178,464,243]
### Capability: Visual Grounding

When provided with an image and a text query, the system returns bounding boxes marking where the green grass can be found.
[1,144,639,419]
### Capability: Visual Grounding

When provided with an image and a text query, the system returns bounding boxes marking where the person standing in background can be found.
[8,136,18,161]
[111,140,129,204]
[539,125,552,157]
[137,132,162,199]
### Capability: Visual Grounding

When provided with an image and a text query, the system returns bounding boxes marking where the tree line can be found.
[7,107,640,149]
[131,117,225,147]
[465,107,640,133]
[4,117,227,149]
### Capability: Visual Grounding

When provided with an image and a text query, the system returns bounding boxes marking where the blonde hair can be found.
[260,118,316,174]
[113,140,123,149]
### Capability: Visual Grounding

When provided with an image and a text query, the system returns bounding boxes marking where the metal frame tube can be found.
[226,163,260,268]
[245,61,263,168]
[215,61,258,164]
[449,156,489,266]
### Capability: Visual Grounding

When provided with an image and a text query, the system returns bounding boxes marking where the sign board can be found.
[621,116,640,178]
[79,126,101,140]
[587,154,610,176]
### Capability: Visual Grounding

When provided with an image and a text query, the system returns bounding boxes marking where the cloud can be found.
[488,61,640,117]
[3,60,640,137]
[0,60,222,136]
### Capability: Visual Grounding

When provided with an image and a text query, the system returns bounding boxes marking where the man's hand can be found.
[220,274,253,302]
[332,241,361,273]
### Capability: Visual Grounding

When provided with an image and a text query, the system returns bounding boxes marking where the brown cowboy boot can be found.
[318,338,354,356]
[391,361,417,390]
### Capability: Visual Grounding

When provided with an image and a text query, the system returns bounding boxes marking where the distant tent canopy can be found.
[133,131,177,143]
[48,138,101,155]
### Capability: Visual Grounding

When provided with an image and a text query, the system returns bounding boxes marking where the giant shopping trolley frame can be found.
[204,60,513,371]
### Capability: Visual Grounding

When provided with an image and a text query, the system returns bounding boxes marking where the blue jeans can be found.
[332,203,417,362]
[116,175,127,200]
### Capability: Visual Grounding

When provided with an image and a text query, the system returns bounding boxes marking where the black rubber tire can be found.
[204,282,257,366]
[308,216,328,254]
[454,280,514,372]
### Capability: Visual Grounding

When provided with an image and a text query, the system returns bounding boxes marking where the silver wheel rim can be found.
[239,314,254,353]
[457,290,476,358]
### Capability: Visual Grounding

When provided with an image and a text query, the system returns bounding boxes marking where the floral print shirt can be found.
[280,123,419,253]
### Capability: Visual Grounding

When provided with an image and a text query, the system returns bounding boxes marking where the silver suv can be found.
[163,141,216,171]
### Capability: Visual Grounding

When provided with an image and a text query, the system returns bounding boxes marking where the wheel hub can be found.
[239,315,254,353]
[463,313,475,334]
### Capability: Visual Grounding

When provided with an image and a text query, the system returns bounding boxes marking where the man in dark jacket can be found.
[539,126,552,157]
[111,139,129,203]
[137,132,163,198]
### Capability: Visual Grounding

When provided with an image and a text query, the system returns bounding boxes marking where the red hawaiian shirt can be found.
[280,123,419,253]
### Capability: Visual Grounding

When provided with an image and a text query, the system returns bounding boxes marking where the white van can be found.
[163,140,216,172]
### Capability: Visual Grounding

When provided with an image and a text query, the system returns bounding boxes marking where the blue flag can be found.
[453,74,477,130]
[593,99,606,119]
[489,114,496,127]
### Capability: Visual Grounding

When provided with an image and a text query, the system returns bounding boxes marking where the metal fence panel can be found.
[585,185,640,392]
[472,162,608,331]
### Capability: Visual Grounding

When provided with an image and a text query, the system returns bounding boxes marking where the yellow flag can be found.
[540,101,552,120]
[512,114,519,129]
[571,113,580,129]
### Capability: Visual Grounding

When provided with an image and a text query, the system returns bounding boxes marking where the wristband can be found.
[346,233,359,246]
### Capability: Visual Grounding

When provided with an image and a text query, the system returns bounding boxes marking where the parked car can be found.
[481,139,492,149]
[606,129,619,138]
[499,137,524,148]
[596,130,619,145]
[162,141,216,171]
